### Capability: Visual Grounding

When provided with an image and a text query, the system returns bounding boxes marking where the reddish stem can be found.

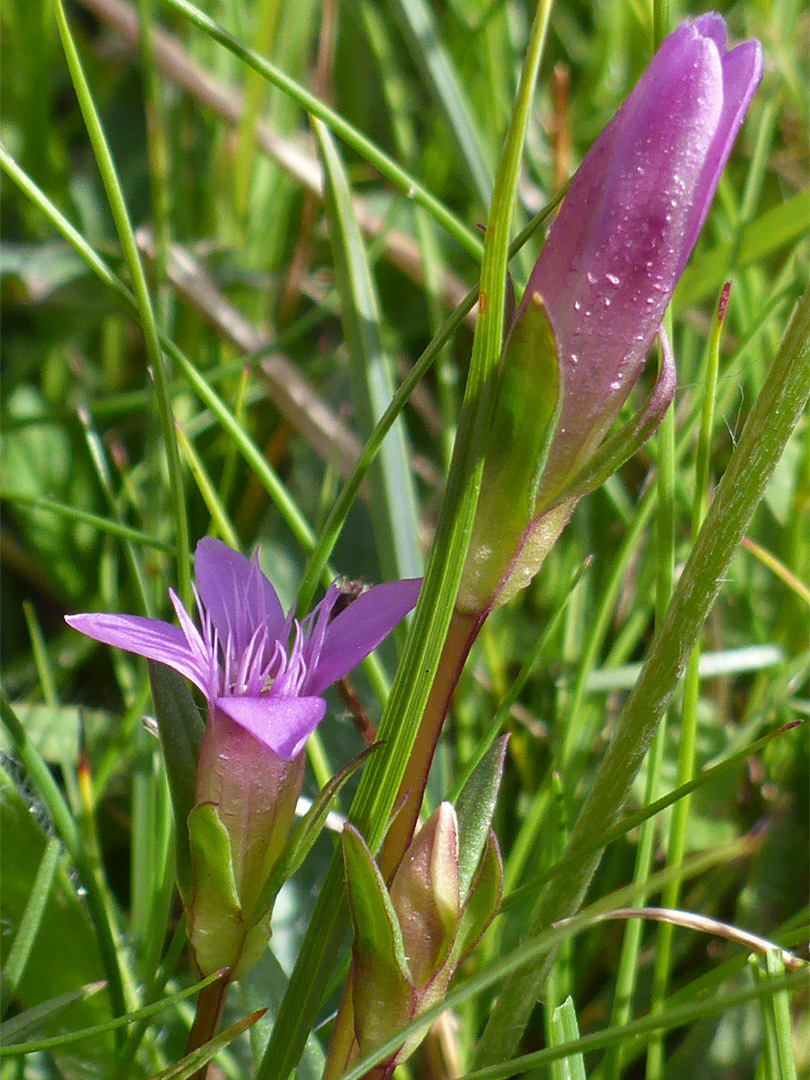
[186,975,230,1080]
[378,606,481,882]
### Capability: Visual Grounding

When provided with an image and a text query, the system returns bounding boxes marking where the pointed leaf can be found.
[255,743,380,918]
[148,1007,268,1080]
[459,295,562,612]
[187,804,243,976]
[451,829,503,967]
[148,661,205,902]
[549,996,587,1080]
[0,981,107,1045]
[342,825,415,1050]
[454,735,508,901]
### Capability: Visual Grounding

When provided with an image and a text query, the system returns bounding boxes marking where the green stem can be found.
[646,285,726,1079]
[52,0,189,602]
[472,285,810,1066]
[603,332,676,1080]
[378,608,479,880]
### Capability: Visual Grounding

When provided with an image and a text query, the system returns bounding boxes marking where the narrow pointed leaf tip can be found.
[458,13,761,615]
[65,538,420,758]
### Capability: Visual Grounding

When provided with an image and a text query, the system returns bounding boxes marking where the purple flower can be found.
[66,538,420,760]
[524,12,762,500]
[67,539,419,977]
[459,13,761,614]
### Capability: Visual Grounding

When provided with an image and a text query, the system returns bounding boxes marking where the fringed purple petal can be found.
[214,694,326,760]
[65,612,210,696]
[194,538,286,655]
[308,578,421,695]
[301,583,342,674]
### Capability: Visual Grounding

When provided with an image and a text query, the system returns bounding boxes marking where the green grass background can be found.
[1,0,807,1077]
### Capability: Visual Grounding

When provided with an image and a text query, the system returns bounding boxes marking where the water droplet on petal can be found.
[574,299,581,311]
[606,273,620,285]
[586,271,597,285]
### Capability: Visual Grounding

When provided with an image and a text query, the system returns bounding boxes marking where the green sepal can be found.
[454,735,507,901]
[342,824,415,1051]
[254,743,380,920]
[491,292,563,507]
[148,661,205,904]
[450,828,503,968]
[459,293,562,611]
[187,803,243,977]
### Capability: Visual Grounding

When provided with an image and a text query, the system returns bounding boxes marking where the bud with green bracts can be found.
[341,739,506,1073]
[458,14,761,615]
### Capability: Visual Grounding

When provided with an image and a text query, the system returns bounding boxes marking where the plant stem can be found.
[186,976,230,1079]
[379,608,481,880]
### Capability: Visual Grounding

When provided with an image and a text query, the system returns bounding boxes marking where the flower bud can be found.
[343,802,502,1069]
[458,14,761,615]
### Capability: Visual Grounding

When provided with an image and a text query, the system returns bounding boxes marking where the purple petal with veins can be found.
[64,612,209,696]
[194,536,286,656]
[214,695,326,759]
[309,578,422,695]
[66,538,420,757]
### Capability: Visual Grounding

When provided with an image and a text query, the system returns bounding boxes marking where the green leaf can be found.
[0,982,107,1045]
[341,825,415,1049]
[760,949,800,1080]
[387,0,492,205]
[0,386,98,600]
[452,829,502,966]
[148,1008,267,1080]
[186,803,243,976]
[549,996,587,1080]
[459,293,562,612]
[454,734,507,901]
[674,192,809,307]
[313,115,423,585]
[239,950,326,1080]
[148,661,205,903]
[0,765,112,1066]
